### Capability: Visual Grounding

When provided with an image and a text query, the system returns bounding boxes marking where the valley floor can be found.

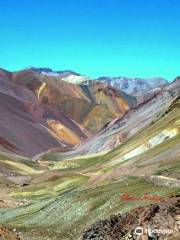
[0,98,180,240]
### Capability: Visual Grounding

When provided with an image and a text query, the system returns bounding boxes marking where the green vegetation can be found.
[0,178,179,240]
[10,174,88,199]
[155,160,180,178]
[0,99,179,239]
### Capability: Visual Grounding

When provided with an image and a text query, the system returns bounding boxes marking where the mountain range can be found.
[0,68,179,240]
[0,68,137,157]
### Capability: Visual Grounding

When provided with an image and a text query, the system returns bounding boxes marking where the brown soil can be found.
[0,226,20,240]
[82,197,180,240]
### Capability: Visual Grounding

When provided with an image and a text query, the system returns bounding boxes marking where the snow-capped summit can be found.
[97,76,168,95]
[29,67,88,84]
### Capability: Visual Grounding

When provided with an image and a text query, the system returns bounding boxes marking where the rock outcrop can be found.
[83,198,180,240]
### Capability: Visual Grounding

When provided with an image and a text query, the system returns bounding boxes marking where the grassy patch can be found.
[0,177,179,240]
[9,174,88,200]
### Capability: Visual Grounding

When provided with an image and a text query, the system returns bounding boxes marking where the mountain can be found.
[30,67,80,77]
[29,68,169,95]
[96,76,168,95]
[31,69,168,95]
[0,69,74,157]
[49,77,180,159]
[0,68,136,157]
[0,69,179,240]
[0,78,179,239]
[14,69,136,133]
[30,67,88,84]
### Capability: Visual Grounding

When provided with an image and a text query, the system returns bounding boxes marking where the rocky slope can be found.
[52,77,180,160]
[31,68,168,95]
[0,79,179,240]
[30,67,89,84]
[0,68,179,240]
[0,68,136,157]
[0,69,65,157]
[83,198,180,240]
[13,69,136,133]
[0,226,20,240]
[96,76,168,95]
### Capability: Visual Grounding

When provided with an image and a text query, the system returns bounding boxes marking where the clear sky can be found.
[0,0,179,80]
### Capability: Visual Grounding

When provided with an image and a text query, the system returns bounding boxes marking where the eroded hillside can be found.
[0,84,179,239]
[0,68,136,157]
[0,70,179,240]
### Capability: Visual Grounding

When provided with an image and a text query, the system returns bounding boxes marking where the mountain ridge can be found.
[21,67,169,94]
[0,68,136,157]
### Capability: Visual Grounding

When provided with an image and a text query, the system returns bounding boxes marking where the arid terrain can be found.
[0,69,179,240]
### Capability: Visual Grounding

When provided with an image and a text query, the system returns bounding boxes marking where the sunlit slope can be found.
[44,96,180,178]
[13,69,136,133]
[0,68,137,157]
[0,69,89,156]
[0,175,178,240]
[0,97,179,239]
[41,79,180,161]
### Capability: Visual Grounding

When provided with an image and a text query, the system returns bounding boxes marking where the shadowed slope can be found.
[0,88,67,157]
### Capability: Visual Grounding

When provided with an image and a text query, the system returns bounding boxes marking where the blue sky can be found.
[0,0,179,80]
